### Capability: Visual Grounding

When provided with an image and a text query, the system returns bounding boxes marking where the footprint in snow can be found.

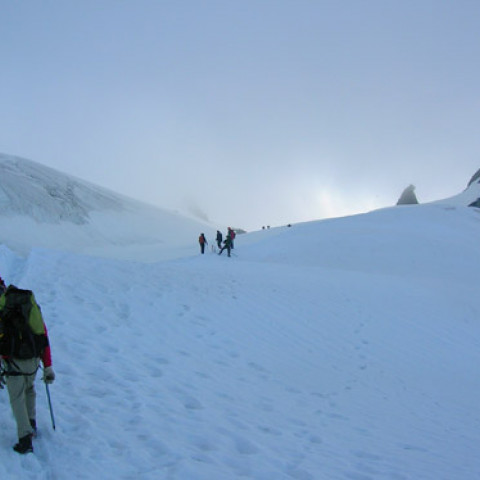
[233,435,260,455]
[183,396,203,410]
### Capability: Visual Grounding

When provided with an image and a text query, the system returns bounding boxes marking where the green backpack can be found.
[0,286,48,359]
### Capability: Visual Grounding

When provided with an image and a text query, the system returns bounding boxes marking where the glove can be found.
[43,366,55,384]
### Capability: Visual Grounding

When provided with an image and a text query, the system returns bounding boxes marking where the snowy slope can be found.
[431,172,480,208]
[0,198,479,479]
[0,154,217,261]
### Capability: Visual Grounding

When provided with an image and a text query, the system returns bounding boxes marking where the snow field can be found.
[0,204,479,479]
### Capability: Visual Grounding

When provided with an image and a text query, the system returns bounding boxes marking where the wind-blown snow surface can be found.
[0,203,479,480]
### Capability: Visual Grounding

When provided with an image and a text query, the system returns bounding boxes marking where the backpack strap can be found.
[1,359,40,377]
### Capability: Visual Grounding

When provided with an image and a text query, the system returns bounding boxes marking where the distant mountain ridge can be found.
[0,154,215,261]
[431,167,480,208]
[1,154,479,261]
[397,168,480,209]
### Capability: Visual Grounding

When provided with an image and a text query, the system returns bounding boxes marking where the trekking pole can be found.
[45,382,56,430]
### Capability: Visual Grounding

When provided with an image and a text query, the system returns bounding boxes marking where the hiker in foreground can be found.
[0,285,55,454]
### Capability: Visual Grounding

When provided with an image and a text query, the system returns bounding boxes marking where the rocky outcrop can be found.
[467,168,480,187]
[466,168,480,208]
[396,185,419,205]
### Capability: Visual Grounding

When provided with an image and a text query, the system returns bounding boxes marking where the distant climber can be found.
[218,234,232,257]
[216,230,223,250]
[198,233,208,254]
[227,228,236,249]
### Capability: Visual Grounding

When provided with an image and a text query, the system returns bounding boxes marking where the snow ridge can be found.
[0,154,123,224]
[0,154,216,260]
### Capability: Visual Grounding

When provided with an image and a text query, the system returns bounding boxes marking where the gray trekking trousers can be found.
[5,357,41,439]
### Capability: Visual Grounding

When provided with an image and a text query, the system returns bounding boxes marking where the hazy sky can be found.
[1,1,479,231]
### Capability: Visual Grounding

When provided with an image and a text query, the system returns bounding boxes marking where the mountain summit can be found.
[0,154,215,261]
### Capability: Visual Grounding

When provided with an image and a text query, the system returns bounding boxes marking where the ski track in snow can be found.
[0,211,480,479]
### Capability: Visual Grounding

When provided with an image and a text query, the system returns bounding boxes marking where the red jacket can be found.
[42,324,52,368]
